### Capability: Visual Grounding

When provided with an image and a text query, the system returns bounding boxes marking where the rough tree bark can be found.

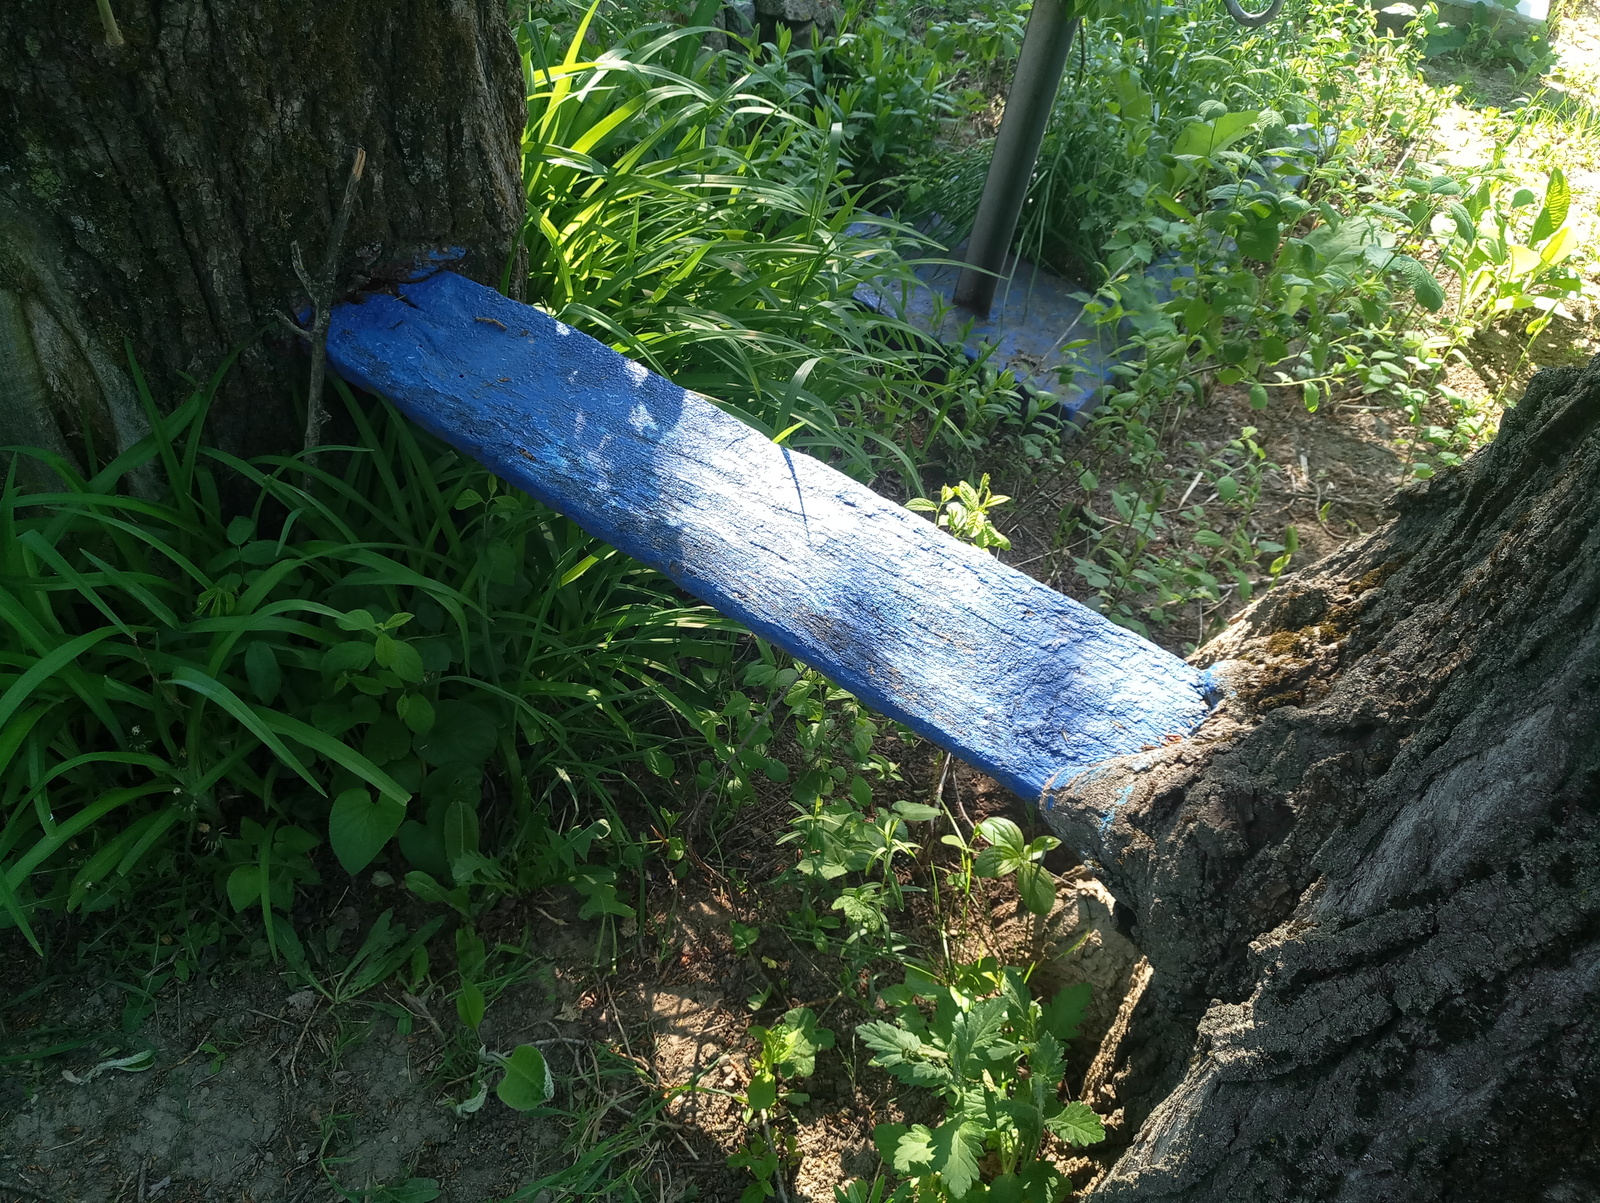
[0,0,523,469]
[1048,357,1600,1200]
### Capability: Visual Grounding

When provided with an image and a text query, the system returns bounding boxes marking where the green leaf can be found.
[323,641,374,676]
[259,709,410,805]
[747,1070,778,1112]
[363,715,412,765]
[1041,982,1092,1042]
[397,693,435,735]
[496,1044,554,1110]
[328,788,406,875]
[972,845,1012,878]
[857,1020,948,1089]
[1383,253,1445,312]
[974,816,1025,855]
[168,667,322,794]
[380,1180,441,1203]
[927,1120,985,1197]
[643,747,674,778]
[1530,167,1569,245]
[226,864,262,912]
[890,1125,936,1174]
[337,608,379,634]
[414,700,498,767]
[769,1007,834,1078]
[1016,862,1057,916]
[1046,1101,1106,1147]
[1030,1031,1066,1101]
[244,641,281,703]
[873,1122,909,1167]
[404,870,470,916]
[1249,383,1269,410]
[892,800,940,823]
[572,870,636,920]
[390,640,425,684]
[1236,212,1281,263]
[456,980,486,1032]
[1172,110,1260,159]
[443,799,481,873]
[226,515,255,546]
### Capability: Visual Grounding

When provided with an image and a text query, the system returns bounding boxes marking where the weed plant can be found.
[512,6,1024,490]
[0,369,743,959]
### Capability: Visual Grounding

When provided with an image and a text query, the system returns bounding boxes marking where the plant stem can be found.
[95,0,124,46]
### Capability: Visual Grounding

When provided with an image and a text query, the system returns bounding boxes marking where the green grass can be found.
[0,362,746,958]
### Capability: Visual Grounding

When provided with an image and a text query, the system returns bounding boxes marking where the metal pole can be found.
[953,1,1079,318]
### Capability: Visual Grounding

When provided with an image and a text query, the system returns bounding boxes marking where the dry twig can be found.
[286,146,366,468]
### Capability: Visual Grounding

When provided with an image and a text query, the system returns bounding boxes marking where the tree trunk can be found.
[1048,357,1600,1200]
[0,0,523,469]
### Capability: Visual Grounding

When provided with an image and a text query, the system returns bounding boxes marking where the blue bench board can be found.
[326,271,1212,802]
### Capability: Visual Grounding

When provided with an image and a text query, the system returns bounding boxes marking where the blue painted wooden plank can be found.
[326,271,1212,801]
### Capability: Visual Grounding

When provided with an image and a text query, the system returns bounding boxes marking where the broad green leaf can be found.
[973,845,1018,879]
[328,788,405,875]
[322,641,374,676]
[974,816,1025,855]
[873,1122,909,1167]
[770,1007,834,1078]
[496,1044,554,1110]
[890,1124,936,1174]
[1530,167,1569,244]
[363,715,412,765]
[747,1070,778,1112]
[1507,244,1543,276]
[1171,110,1259,159]
[1016,862,1057,916]
[227,864,262,912]
[397,693,435,735]
[1041,982,1092,1043]
[389,640,425,684]
[244,641,281,703]
[405,870,470,916]
[927,1120,985,1198]
[1047,1101,1106,1147]
[1539,225,1575,265]
[892,801,941,823]
[1030,1031,1066,1103]
[414,700,498,767]
[857,1020,948,1089]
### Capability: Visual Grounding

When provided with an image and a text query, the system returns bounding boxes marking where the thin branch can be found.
[297,146,366,468]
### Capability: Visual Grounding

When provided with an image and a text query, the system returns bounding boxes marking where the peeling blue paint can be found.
[326,271,1211,801]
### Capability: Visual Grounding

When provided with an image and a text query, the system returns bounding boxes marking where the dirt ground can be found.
[0,784,1146,1203]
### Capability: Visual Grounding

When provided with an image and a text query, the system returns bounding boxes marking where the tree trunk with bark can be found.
[1049,357,1600,1200]
[0,0,523,470]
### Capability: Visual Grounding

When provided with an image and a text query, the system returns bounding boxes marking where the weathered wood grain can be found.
[326,271,1211,801]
